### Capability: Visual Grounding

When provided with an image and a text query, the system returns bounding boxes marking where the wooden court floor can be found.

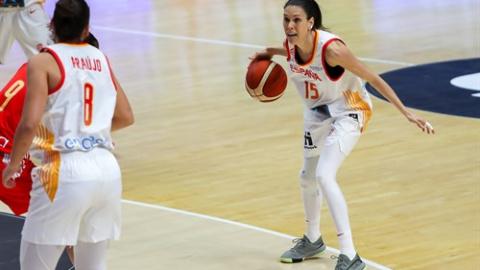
[0,0,479,269]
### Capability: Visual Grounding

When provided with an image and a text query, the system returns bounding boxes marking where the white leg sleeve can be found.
[74,240,109,270]
[299,155,322,242]
[316,140,356,257]
[20,239,65,270]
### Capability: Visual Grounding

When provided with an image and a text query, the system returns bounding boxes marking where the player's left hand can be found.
[406,112,435,134]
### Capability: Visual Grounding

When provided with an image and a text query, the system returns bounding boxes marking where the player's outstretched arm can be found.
[325,40,435,134]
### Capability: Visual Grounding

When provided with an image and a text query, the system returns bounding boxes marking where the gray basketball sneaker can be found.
[280,235,326,263]
[334,253,367,270]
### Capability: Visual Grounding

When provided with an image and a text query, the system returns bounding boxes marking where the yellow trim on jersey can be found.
[33,125,60,202]
[342,89,372,132]
[57,42,89,47]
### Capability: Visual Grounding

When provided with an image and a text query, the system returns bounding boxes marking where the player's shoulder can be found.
[30,50,55,62]
[27,51,56,71]
[318,30,340,38]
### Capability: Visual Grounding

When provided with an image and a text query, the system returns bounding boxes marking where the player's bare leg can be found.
[66,246,75,265]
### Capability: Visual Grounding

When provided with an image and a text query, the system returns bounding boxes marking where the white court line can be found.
[91,25,414,67]
[122,199,394,270]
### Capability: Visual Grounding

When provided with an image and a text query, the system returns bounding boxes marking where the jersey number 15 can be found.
[304,81,319,99]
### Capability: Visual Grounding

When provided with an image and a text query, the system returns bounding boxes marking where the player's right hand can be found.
[2,165,18,189]
[249,50,272,61]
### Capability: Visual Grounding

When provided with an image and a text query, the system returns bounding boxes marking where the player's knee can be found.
[316,170,336,187]
[299,169,316,189]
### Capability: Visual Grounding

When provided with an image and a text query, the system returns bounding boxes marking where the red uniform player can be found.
[0,63,36,216]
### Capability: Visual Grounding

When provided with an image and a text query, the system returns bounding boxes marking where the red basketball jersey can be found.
[0,63,28,153]
[0,63,34,216]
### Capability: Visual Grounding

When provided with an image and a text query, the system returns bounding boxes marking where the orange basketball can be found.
[245,59,288,103]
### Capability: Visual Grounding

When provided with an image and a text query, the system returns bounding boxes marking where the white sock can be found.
[337,230,356,260]
[305,220,321,243]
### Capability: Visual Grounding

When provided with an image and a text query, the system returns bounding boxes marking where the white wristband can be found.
[425,121,434,130]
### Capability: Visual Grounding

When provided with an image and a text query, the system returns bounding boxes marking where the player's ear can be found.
[309,18,314,31]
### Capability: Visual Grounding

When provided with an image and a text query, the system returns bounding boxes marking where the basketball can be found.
[245,59,287,103]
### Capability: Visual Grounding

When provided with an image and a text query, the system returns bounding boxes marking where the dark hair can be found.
[52,0,90,42]
[84,32,99,49]
[284,0,326,30]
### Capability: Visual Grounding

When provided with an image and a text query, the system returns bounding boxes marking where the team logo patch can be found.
[304,131,317,150]
[366,58,480,118]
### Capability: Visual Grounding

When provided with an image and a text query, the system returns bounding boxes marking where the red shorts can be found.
[0,152,34,216]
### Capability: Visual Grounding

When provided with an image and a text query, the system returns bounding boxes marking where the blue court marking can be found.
[366,58,480,119]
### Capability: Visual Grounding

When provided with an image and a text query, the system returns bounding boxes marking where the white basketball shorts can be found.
[303,108,363,158]
[22,148,122,245]
[0,3,51,64]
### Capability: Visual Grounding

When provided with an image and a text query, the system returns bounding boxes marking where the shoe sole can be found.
[279,249,326,263]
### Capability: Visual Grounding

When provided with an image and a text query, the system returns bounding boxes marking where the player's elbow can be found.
[123,113,135,127]
[16,121,38,137]
[111,112,134,132]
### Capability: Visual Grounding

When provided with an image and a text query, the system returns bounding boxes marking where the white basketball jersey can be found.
[285,30,372,129]
[31,43,117,162]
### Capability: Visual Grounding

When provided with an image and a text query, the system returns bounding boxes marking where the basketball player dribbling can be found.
[2,0,134,268]
[0,32,100,266]
[250,0,434,269]
[0,0,52,64]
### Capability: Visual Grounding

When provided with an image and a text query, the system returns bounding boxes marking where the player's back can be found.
[32,43,117,158]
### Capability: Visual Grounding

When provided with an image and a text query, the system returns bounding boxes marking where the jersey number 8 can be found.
[84,83,94,126]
